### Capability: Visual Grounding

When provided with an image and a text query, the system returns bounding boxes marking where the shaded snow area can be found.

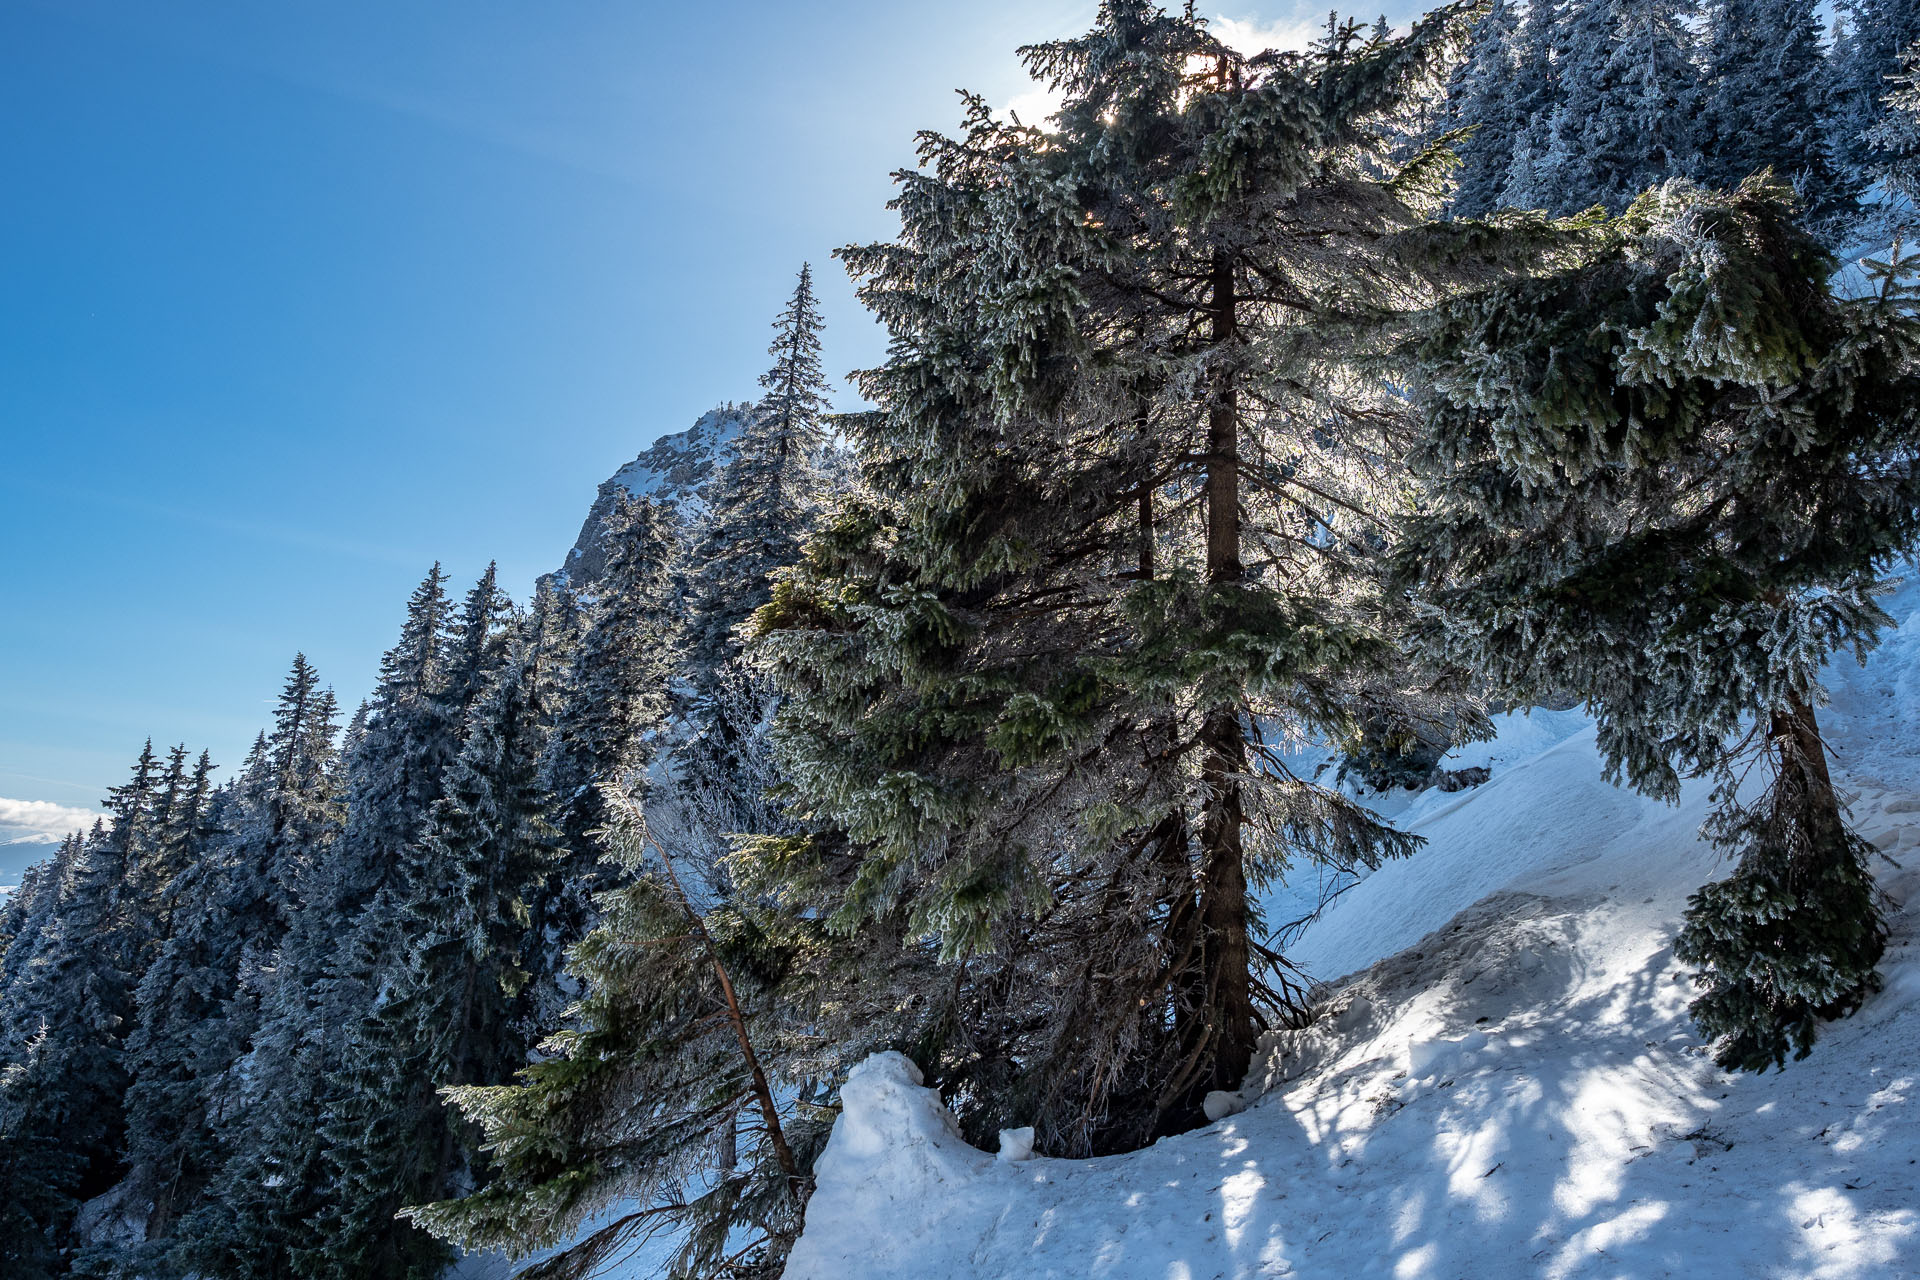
[787,577,1920,1279]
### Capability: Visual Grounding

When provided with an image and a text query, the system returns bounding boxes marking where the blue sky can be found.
[0,0,1402,874]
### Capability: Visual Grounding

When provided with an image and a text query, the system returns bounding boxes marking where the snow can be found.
[786,578,1920,1280]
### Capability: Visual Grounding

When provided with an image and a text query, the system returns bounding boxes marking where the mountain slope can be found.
[784,580,1920,1280]
[556,404,750,586]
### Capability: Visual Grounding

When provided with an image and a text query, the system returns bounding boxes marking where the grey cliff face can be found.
[558,404,751,587]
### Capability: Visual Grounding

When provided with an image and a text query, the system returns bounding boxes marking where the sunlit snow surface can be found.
[787,577,1920,1279]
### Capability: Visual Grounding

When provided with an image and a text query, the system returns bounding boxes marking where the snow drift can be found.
[784,580,1920,1279]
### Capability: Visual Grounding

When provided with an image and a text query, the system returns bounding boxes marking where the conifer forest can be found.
[8,1,1920,1276]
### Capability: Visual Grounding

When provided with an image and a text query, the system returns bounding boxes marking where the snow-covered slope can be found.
[556,404,750,586]
[786,580,1920,1279]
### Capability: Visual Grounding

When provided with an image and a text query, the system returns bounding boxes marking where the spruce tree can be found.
[677,267,835,864]
[0,834,82,1011]
[312,627,564,1280]
[539,492,680,939]
[409,795,843,1280]
[1498,0,1565,211]
[1440,0,1522,217]
[116,768,232,1268]
[1829,0,1920,185]
[1517,0,1702,215]
[1699,0,1848,220]
[169,658,344,1280]
[0,742,166,1278]
[688,265,833,678]
[1868,40,1920,205]
[303,566,455,941]
[754,3,1522,1152]
[1396,178,1920,1070]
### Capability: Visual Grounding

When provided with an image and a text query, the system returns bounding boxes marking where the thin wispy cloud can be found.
[0,797,102,845]
[1210,12,1323,55]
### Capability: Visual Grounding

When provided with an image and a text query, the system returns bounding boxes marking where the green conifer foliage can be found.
[1396,179,1920,1069]
[312,629,565,1280]
[677,267,835,863]
[752,2,1530,1153]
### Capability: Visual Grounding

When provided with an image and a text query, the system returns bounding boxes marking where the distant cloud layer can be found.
[0,797,102,845]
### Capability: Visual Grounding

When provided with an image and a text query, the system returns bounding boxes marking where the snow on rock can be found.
[555,404,750,586]
[787,576,1920,1280]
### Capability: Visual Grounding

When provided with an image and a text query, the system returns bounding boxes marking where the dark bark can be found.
[1773,694,1844,859]
[1193,247,1256,1097]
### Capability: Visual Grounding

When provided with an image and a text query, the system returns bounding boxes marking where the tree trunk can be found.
[650,835,800,1184]
[1194,247,1256,1096]
[1773,694,1844,855]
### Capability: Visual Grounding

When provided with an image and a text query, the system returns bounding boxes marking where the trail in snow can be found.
[786,578,1920,1280]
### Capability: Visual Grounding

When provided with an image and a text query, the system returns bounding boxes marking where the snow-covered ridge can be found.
[786,578,1920,1279]
[556,404,750,585]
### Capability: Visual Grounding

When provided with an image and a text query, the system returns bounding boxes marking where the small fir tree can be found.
[409,795,840,1280]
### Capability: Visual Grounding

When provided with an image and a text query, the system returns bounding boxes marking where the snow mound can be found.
[787,577,1920,1279]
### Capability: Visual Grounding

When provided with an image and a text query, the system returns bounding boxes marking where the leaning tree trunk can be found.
[1191,247,1256,1099]
[1772,695,1840,839]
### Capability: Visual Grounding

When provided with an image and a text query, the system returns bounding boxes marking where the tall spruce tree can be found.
[290,566,456,981]
[310,623,564,1280]
[115,765,231,1271]
[1699,0,1847,219]
[0,833,84,1274]
[1440,0,1522,217]
[1869,40,1920,205]
[1395,178,1920,1070]
[677,267,835,863]
[752,2,1534,1153]
[182,567,512,1280]
[539,492,679,942]
[688,266,833,676]
[0,743,166,1278]
[1521,0,1702,214]
[1830,0,1920,185]
[170,658,343,1280]
[0,833,83,1014]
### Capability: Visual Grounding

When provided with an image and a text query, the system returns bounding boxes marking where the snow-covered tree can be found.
[1829,0,1920,185]
[751,2,1534,1154]
[0,837,78,1008]
[0,742,170,1277]
[311,625,565,1280]
[167,658,344,1280]
[1868,40,1920,207]
[675,266,836,865]
[687,266,833,675]
[1699,0,1847,220]
[1397,178,1920,1070]
[1510,0,1702,214]
[410,794,837,1280]
[540,491,679,933]
[1439,0,1523,217]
